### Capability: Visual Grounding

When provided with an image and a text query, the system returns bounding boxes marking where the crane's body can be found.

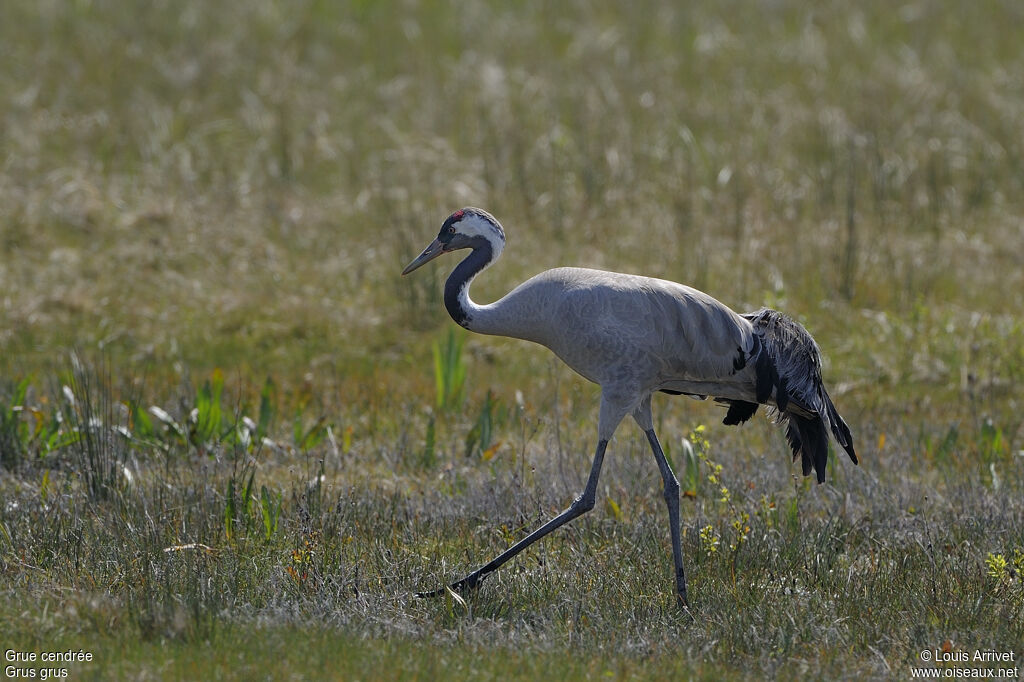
[464,266,759,403]
[403,207,858,609]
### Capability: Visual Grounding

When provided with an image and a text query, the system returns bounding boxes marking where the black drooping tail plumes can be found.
[733,308,859,483]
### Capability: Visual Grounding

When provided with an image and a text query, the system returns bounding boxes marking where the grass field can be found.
[2,0,1023,679]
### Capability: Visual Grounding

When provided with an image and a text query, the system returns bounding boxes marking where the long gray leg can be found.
[417,438,608,597]
[633,398,690,609]
[418,393,627,598]
[645,429,689,608]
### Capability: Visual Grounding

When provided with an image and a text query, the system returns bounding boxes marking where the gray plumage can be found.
[402,207,858,608]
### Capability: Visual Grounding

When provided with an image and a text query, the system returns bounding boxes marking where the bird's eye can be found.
[447,226,455,234]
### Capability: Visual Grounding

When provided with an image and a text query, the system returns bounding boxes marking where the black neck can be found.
[443,239,493,328]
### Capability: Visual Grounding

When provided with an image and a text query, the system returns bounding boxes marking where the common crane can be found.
[402,207,858,607]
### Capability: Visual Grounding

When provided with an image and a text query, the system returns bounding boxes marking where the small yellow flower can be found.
[700,525,720,556]
[986,553,1008,580]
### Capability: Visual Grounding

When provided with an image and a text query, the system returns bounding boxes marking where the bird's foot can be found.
[415,571,485,599]
[676,590,695,622]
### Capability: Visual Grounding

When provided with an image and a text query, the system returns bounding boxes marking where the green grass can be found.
[2,0,1024,679]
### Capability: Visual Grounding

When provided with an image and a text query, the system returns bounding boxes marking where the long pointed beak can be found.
[402,238,446,275]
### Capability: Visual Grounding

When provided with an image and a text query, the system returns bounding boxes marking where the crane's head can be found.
[402,207,505,275]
